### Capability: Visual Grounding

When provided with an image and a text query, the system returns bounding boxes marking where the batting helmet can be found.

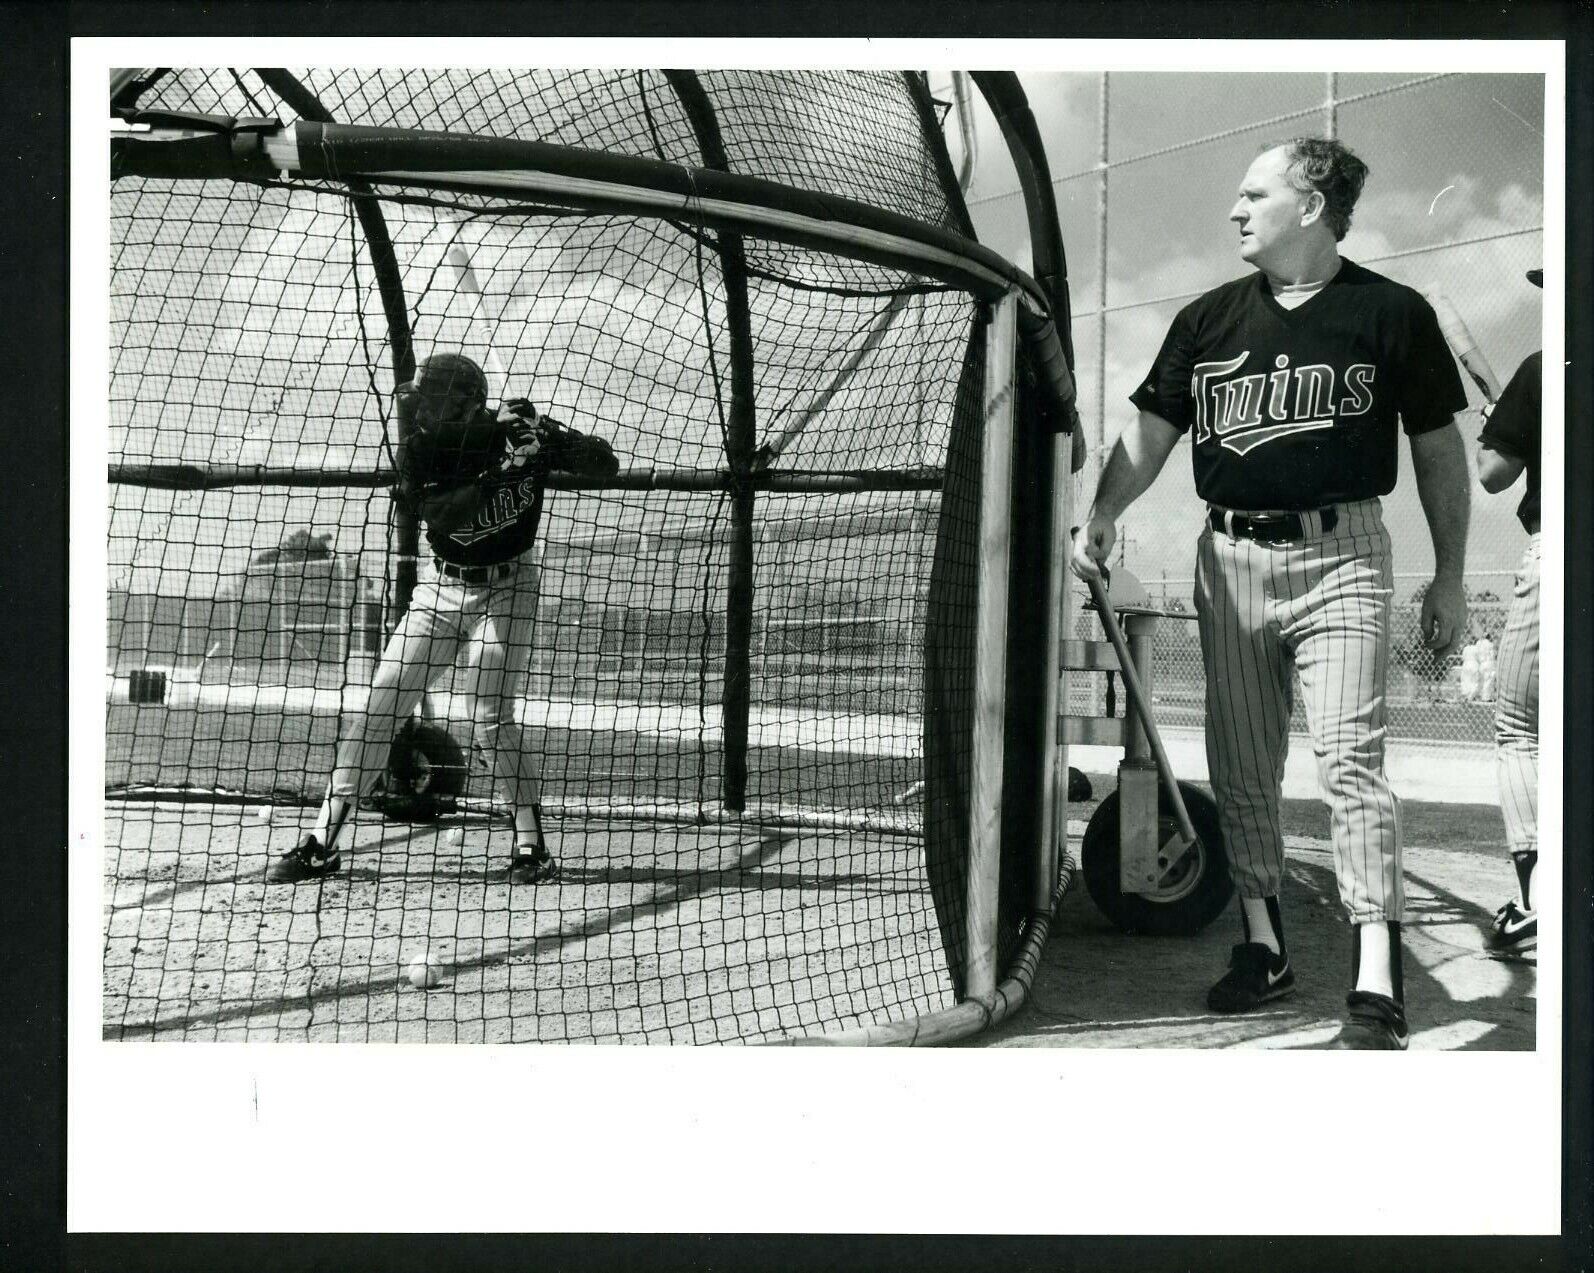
[411,350,484,406]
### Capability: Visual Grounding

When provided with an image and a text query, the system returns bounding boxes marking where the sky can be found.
[938,70,1546,600]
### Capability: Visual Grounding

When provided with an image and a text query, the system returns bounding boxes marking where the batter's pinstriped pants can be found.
[1495,533,1540,857]
[327,557,542,811]
[1195,499,1401,924]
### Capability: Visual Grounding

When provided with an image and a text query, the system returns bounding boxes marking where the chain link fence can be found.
[960,70,1544,746]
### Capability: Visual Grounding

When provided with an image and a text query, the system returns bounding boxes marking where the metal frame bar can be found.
[107,463,945,493]
[115,120,1048,318]
[251,70,420,631]
[662,70,759,814]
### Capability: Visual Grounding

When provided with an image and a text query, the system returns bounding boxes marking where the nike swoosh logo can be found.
[1267,963,1289,986]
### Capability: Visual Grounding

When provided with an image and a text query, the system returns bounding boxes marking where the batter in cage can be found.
[268,352,620,885]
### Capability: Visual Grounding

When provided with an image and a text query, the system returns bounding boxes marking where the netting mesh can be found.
[105,68,1001,1043]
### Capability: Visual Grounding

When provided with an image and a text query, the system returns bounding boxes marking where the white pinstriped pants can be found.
[1495,534,1540,856]
[328,558,542,810]
[1195,499,1402,923]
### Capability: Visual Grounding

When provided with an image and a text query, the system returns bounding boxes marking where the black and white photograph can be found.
[63,31,1576,1243]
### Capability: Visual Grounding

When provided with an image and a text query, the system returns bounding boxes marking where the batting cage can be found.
[103,68,1080,1043]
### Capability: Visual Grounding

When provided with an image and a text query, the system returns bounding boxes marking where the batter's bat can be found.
[1425,289,1502,404]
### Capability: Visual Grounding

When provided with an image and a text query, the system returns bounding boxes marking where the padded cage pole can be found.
[253,69,420,629]
[1041,398,1073,905]
[665,70,759,813]
[965,288,1019,1001]
[971,71,1080,911]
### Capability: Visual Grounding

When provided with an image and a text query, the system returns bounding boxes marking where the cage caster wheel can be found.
[1081,781,1232,936]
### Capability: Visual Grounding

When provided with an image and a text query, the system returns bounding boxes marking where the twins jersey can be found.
[1130,259,1467,510]
[1480,351,1542,533]
[399,413,619,569]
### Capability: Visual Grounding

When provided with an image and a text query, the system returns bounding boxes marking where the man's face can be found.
[1229,147,1311,268]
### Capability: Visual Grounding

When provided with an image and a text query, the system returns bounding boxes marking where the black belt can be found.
[1208,506,1338,543]
[434,557,516,585]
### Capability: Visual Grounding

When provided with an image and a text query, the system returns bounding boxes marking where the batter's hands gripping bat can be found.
[1425,289,1502,405]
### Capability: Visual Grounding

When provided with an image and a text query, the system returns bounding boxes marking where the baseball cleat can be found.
[1333,990,1410,1050]
[1206,942,1296,1013]
[507,849,559,885]
[267,835,341,883]
[1484,900,1537,955]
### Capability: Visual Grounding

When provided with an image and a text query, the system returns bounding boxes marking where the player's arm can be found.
[536,413,621,479]
[1475,354,1537,494]
[494,400,621,480]
[1070,409,1182,582]
[1402,293,1474,660]
[557,428,621,479]
[1408,420,1471,660]
[1476,443,1526,494]
[411,480,489,535]
[394,411,494,535]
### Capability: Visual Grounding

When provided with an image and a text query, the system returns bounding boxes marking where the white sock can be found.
[1241,896,1281,955]
[513,804,543,853]
[1353,921,1394,998]
[312,797,352,851]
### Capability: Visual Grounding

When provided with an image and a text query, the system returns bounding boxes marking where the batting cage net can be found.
[104,68,1075,1043]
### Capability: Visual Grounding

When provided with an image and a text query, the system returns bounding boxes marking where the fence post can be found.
[1094,71,1111,495]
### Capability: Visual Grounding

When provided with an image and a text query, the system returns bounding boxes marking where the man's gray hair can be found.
[1267,137,1370,241]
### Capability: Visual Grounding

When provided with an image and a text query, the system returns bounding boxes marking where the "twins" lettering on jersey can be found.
[448,477,538,545]
[1191,353,1375,454]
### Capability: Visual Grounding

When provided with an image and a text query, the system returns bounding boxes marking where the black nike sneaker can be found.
[1333,990,1410,1050]
[1484,900,1537,956]
[266,835,341,884]
[1206,942,1296,1013]
[507,848,559,885]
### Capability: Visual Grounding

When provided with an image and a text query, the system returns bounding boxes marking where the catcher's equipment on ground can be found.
[365,719,469,822]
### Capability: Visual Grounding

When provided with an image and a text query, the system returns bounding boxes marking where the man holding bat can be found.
[1072,138,1471,1048]
[268,351,620,886]
[1475,268,1544,956]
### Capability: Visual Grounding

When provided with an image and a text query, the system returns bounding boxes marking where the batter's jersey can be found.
[400,416,619,568]
[1130,259,1467,511]
[1480,351,1542,533]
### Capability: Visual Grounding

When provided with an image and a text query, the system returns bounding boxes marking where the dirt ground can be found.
[101,803,953,1045]
[101,777,1532,1050]
[969,784,1536,1050]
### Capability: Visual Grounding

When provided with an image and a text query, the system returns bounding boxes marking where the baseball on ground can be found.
[406,951,442,989]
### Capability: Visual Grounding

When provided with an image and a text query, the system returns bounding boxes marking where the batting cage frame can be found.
[104,67,1081,1044]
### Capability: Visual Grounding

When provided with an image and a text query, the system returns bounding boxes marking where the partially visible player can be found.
[1478,267,1543,955]
[268,352,620,885]
[1071,138,1472,1049]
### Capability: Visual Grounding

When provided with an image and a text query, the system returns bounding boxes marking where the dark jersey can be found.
[399,412,619,568]
[1479,351,1541,533]
[1129,259,1467,510]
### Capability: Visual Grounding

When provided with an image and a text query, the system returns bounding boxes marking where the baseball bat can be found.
[1425,289,1502,404]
